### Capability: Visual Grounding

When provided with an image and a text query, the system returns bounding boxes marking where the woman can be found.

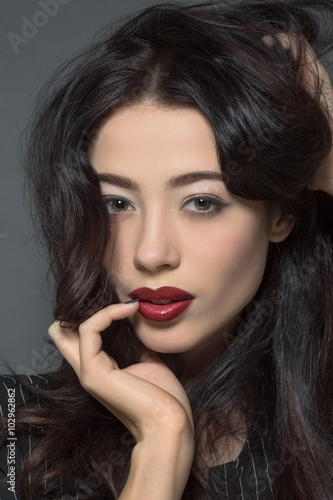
[1,0,333,498]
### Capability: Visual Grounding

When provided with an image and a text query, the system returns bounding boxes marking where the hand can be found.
[48,302,194,444]
[264,33,333,195]
[299,39,333,195]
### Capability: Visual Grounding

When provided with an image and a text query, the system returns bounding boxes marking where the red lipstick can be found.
[130,286,194,323]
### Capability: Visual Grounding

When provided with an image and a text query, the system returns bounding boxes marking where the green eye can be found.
[104,197,133,214]
[184,196,227,217]
[192,198,213,211]
[103,195,227,219]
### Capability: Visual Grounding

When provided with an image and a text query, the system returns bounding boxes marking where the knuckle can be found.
[78,321,92,336]
[48,322,60,339]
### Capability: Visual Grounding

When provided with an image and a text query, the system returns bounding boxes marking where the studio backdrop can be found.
[0,0,332,374]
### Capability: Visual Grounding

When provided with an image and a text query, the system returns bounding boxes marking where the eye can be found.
[183,195,228,218]
[103,196,134,215]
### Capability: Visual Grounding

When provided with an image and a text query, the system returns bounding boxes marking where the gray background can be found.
[0,0,204,375]
[1,1,332,375]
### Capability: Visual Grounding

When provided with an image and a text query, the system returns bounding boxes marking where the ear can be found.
[269,211,297,243]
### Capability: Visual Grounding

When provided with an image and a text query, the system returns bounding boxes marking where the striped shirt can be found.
[0,374,274,499]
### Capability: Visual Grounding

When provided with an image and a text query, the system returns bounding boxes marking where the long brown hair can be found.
[1,1,333,498]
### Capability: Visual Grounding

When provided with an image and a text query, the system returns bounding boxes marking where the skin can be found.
[90,104,294,381]
[48,53,332,499]
[49,104,295,487]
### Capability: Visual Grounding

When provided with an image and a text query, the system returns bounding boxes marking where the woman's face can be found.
[90,104,275,372]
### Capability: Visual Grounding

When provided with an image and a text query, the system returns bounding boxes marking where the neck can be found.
[183,317,239,385]
[160,318,239,390]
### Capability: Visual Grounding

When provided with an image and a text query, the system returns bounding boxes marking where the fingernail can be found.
[124,298,140,304]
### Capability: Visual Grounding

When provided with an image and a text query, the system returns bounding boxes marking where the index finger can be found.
[78,300,139,362]
[263,33,332,101]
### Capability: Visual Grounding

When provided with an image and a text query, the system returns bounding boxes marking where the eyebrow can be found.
[97,171,224,191]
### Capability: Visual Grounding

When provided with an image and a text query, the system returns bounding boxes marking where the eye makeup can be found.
[102,194,229,219]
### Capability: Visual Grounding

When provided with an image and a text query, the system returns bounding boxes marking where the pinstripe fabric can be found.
[0,374,52,500]
[208,436,274,499]
[0,374,274,499]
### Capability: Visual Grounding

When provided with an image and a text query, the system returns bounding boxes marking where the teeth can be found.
[150,300,173,305]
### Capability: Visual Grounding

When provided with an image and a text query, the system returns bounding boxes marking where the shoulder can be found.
[0,374,52,500]
[0,373,52,412]
[0,374,52,469]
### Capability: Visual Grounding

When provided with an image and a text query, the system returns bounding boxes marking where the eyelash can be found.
[103,195,228,219]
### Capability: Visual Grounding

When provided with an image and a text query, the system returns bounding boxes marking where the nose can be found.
[133,209,180,272]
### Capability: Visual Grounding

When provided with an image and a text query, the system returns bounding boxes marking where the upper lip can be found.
[130,286,194,301]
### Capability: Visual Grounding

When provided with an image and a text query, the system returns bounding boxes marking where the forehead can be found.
[89,104,220,177]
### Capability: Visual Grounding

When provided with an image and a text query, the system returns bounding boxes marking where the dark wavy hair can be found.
[1,0,333,498]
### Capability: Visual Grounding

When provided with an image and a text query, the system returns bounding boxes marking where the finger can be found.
[124,359,195,433]
[316,62,333,117]
[263,32,312,82]
[264,32,333,122]
[48,301,139,377]
[78,301,139,364]
[92,366,191,440]
[263,33,328,91]
[48,321,81,375]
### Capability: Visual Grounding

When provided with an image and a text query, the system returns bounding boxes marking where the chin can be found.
[135,331,195,354]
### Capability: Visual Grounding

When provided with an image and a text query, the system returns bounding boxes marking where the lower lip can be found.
[138,299,194,323]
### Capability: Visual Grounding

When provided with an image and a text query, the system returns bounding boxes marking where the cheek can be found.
[104,223,135,293]
[187,212,269,296]
[103,207,269,305]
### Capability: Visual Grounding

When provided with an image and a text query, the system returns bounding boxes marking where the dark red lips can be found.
[130,286,194,301]
[130,287,194,323]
